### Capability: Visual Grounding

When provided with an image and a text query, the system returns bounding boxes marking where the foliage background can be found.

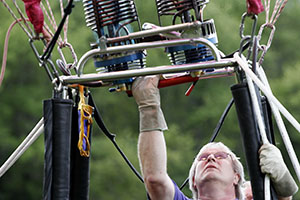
[0,0,300,199]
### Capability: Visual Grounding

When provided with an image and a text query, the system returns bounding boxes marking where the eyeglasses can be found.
[197,152,230,162]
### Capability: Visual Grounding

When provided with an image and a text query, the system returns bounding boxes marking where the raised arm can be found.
[132,76,175,200]
[259,143,298,200]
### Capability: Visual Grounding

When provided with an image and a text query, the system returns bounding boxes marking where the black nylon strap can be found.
[88,93,144,183]
[41,0,74,61]
[210,98,234,142]
[179,97,234,190]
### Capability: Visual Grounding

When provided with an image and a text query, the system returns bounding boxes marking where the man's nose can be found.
[207,154,216,161]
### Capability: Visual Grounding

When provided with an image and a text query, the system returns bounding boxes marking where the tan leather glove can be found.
[259,143,298,197]
[132,75,168,132]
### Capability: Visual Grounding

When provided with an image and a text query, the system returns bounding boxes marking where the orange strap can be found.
[77,85,93,157]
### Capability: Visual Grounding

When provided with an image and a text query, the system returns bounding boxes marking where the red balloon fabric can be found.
[22,0,44,34]
[247,0,264,15]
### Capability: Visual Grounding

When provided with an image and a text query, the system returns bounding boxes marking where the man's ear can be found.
[234,173,240,185]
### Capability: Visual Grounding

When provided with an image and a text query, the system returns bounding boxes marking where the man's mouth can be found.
[204,164,218,171]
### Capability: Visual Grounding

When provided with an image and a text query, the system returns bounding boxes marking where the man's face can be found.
[193,147,239,188]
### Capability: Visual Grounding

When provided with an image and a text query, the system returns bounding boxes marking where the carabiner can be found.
[239,12,258,39]
[239,13,258,60]
[257,23,276,65]
[257,23,276,52]
[57,42,78,72]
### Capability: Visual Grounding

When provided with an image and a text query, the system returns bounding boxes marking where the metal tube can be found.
[0,118,44,178]
[106,21,202,43]
[76,38,221,75]
[62,58,236,84]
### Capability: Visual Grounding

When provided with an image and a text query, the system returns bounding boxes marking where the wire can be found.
[41,0,74,61]
[1,19,24,87]
[210,98,234,142]
[258,0,288,64]
[88,93,144,183]
[1,0,33,39]
[179,97,234,190]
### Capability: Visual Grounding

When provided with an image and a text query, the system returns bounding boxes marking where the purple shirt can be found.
[173,181,239,200]
[173,181,191,200]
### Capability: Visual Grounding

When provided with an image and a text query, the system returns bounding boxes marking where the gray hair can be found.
[188,142,245,200]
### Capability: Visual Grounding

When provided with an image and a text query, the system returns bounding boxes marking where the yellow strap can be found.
[77,85,93,157]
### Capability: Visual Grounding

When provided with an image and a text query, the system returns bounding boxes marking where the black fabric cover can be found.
[43,99,53,200]
[261,97,276,144]
[70,103,91,200]
[231,83,266,200]
[43,98,73,200]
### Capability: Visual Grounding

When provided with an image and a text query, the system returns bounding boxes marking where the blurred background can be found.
[0,0,300,199]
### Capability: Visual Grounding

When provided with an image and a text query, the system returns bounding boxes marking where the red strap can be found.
[247,0,264,15]
[22,0,44,33]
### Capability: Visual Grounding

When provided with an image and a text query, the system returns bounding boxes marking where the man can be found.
[132,75,298,200]
[187,142,245,199]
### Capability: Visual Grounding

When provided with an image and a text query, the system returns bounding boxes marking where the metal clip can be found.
[29,38,45,65]
[239,13,258,59]
[99,36,108,50]
[57,42,78,75]
[257,23,276,65]
[58,42,78,68]
[29,39,61,82]
[239,13,257,39]
[52,78,61,91]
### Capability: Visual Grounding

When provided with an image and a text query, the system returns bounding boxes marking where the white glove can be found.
[259,143,298,197]
[132,75,168,132]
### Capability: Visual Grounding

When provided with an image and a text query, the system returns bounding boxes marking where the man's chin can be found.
[199,171,220,182]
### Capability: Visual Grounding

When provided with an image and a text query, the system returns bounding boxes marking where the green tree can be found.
[1,0,300,199]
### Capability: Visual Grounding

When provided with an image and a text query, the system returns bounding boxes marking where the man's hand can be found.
[132,76,168,132]
[259,143,298,197]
